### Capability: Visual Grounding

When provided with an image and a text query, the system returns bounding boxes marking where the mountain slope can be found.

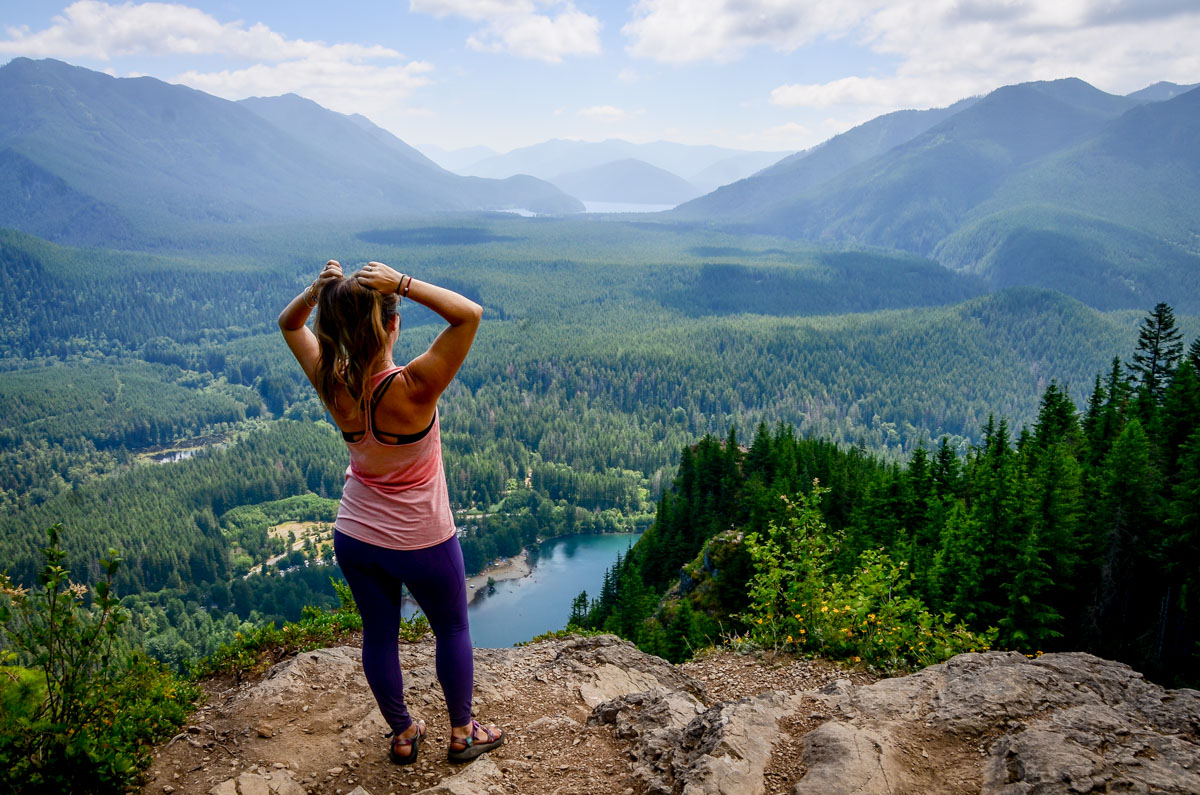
[670,78,1200,310]
[549,158,700,205]
[748,79,1143,252]
[672,96,979,222]
[0,58,580,244]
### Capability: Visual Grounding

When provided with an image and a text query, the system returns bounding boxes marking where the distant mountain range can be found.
[1,57,1196,311]
[0,58,582,245]
[452,139,789,197]
[549,158,701,206]
[674,78,1200,311]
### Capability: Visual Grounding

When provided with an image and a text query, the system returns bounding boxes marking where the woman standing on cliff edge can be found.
[278,259,503,765]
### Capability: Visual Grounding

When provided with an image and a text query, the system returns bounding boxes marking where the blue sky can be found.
[3,1,1199,154]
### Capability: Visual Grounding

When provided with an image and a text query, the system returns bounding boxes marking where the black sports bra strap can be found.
[367,369,435,445]
[373,414,436,445]
[369,370,402,421]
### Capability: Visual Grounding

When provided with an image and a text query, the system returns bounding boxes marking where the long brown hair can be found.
[313,273,399,414]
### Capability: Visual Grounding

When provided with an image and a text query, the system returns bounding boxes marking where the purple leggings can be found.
[333,530,474,733]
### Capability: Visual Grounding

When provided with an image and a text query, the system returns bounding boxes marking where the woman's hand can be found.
[357,261,403,294]
[315,259,343,292]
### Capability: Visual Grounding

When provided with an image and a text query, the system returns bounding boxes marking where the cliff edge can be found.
[143,635,1200,794]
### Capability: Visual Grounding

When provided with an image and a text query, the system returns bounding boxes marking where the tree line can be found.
[581,304,1200,686]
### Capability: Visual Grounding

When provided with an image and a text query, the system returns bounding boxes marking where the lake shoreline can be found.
[465,549,532,598]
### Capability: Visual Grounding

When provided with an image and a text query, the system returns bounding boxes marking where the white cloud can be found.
[410,0,601,62]
[617,67,640,83]
[577,104,642,122]
[626,1,1200,116]
[623,0,867,63]
[176,58,433,117]
[0,1,400,61]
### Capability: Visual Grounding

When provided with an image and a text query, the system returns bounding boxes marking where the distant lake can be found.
[403,532,641,648]
[582,201,675,213]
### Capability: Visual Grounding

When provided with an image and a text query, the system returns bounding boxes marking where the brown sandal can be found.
[447,719,504,763]
[389,719,425,765]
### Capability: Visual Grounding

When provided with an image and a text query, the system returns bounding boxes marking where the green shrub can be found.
[0,525,200,794]
[742,484,996,673]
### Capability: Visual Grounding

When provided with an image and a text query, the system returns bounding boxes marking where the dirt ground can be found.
[142,639,870,795]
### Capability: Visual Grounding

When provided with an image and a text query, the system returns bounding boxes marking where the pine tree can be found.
[1127,303,1184,405]
[1160,360,1200,481]
[932,437,961,498]
[1162,427,1200,681]
[1189,337,1200,373]
[1032,381,1079,451]
[568,590,589,627]
[1091,419,1162,666]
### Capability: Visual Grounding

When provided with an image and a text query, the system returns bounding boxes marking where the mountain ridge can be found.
[672,77,1200,310]
[0,58,582,245]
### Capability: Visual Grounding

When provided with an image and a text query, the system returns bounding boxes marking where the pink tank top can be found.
[335,366,456,550]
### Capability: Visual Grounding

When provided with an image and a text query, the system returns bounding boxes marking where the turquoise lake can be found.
[404,532,640,648]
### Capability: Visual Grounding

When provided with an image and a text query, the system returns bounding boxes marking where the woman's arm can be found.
[357,261,482,404]
[278,260,343,385]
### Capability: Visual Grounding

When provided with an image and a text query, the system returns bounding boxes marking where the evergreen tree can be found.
[1127,303,1184,405]
[1160,360,1200,481]
[931,437,961,498]
[1091,419,1162,666]
[568,590,589,627]
[1162,427,1200,681]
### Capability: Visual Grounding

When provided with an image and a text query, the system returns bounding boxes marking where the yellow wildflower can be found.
[821,605,829,613]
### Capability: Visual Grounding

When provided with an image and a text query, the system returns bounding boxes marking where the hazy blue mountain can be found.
[1126,81,1200,102]
[673,77,1200,310]
[464,138,788,188]
[0,58,581,244]
[416,143,499,173]
[0,149,136,246]
[683,79,1139,246]
[240,94,441,175]
[673,97,979,222]
[548,158,700,205]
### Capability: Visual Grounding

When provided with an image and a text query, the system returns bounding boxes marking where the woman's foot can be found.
[448,719,504,763]
[390,719,425,765]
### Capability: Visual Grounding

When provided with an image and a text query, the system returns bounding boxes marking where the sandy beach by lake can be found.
[465,550,531,596]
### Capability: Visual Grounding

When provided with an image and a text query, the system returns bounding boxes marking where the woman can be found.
[278,259,502,765]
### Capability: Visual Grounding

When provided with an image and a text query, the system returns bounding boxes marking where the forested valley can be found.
[1,214,1198,679]
[579,305,1200,686]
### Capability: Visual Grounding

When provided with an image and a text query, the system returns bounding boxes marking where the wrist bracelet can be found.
[303,283,318,308]
[402,275,413,297]
[395,275,407,297]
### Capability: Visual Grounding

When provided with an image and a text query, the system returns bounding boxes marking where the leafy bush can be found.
[0,525,200,794]
[742,484,996,673]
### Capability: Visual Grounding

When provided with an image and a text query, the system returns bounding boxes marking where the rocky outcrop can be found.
[145,637,1199,795]
[589,649,1200,794]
